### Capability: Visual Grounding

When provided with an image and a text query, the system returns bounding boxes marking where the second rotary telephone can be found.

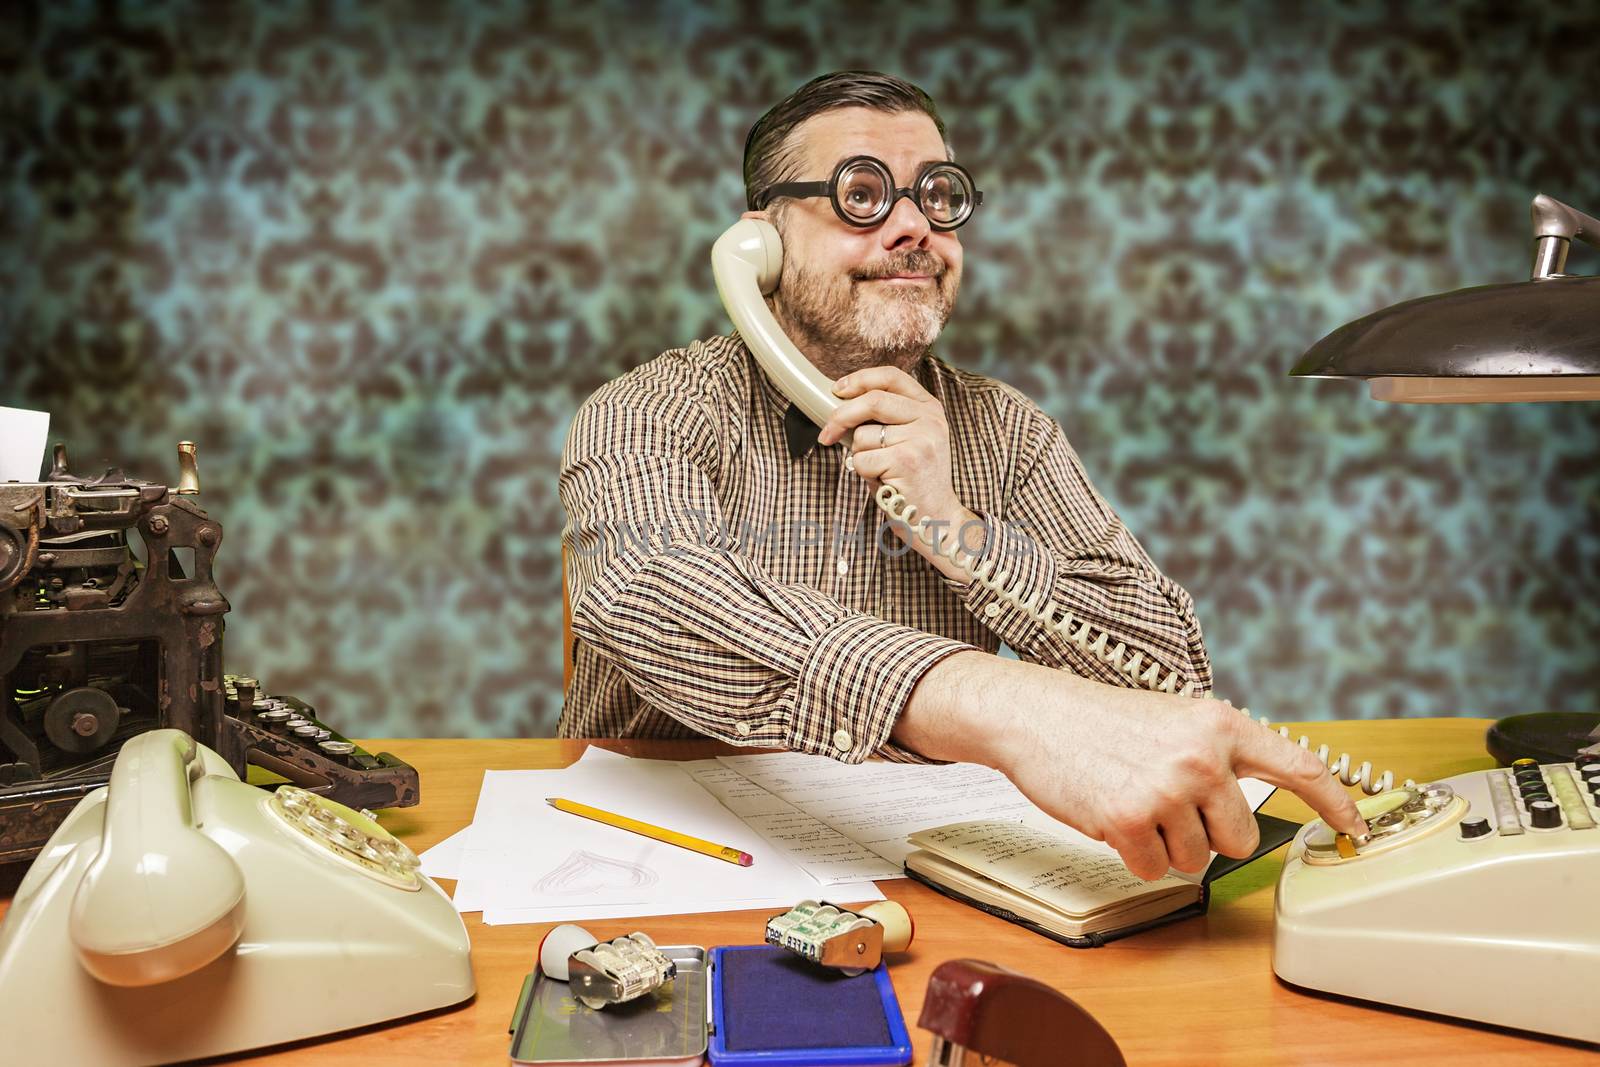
[711,217,1600,1046]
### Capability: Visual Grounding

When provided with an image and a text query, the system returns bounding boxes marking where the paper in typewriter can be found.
[0,407,48,482]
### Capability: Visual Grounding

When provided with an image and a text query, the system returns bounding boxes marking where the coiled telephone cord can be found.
[874,483,1407,796]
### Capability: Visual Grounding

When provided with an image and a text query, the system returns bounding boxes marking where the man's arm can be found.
[826,367,1209,693]
[828,366,1365,879]
[561,354,974,761]
[893,650,1369,880]
[947,407,1210,691]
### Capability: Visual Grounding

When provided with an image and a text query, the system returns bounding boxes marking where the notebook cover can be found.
[902,812,1301,949]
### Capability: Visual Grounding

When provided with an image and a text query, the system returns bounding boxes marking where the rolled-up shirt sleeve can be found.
[562,372,974,762]
[944,401,1212,693]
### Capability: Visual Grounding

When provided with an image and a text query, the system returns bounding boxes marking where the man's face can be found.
[748,107,965,372]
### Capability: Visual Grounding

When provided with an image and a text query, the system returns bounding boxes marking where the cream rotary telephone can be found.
[713,219,1600,1045]
[0,729,474,1065]
[1274,759,1600,1043]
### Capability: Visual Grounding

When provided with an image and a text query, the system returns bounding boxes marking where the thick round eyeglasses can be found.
[757,155,983,232]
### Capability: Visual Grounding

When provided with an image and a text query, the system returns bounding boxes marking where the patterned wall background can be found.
[3,0,1599,738]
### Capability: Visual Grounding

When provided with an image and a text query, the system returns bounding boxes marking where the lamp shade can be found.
[1290,275,1600,402]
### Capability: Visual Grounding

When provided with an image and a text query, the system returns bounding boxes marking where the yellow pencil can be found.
[545,797,755,867]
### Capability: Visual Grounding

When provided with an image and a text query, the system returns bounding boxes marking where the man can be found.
[559,71,1365,880]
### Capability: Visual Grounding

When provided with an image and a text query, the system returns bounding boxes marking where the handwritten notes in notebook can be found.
[700,751,1277,887]
[908,819,1194,915]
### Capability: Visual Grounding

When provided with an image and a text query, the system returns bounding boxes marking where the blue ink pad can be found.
[708,945,912,1066]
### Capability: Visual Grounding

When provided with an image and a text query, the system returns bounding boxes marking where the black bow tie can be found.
[783,403,821,460]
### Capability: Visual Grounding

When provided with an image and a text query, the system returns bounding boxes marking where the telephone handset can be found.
[0,729,473,1066]
[70,728,247,987]
[712,218,1403,796]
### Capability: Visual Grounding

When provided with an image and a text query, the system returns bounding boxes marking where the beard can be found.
[771,244,960,375]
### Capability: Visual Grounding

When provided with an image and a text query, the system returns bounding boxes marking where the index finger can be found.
[1231,725,1369,836]
[834,366,933,402]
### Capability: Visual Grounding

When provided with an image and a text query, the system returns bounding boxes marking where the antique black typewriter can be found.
[0,440,418,864]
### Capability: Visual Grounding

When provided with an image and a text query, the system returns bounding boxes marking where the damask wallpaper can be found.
[2,0,1598,738]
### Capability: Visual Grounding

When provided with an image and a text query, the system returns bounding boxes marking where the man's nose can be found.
[879,193,931,249]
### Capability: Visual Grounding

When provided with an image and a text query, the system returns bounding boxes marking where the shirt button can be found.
[833,729,853,752]
[835,558,849,576]
[735,722,751,737]
[984,602,1002,619]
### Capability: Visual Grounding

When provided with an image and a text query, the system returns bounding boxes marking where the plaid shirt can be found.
[558,333,1212,762]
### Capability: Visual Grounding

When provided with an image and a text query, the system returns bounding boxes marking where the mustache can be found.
[852,250,946,281]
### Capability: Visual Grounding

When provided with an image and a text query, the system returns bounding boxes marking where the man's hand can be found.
[816,366,978,581]
[895,652,1370,881]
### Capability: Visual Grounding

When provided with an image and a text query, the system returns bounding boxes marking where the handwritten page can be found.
[714,752,1047,867]
[908,820,1191,914]
[714,751,1277,878]
[681,760,900,883]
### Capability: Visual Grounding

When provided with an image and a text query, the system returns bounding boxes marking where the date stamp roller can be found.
[538,923,677,1010]
[764,899,914,974]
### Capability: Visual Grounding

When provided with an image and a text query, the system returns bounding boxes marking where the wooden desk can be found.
[2,719,1591,1065]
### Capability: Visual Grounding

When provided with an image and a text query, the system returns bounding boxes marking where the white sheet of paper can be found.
[571,746,630,764]
[443,745,630,908]
[451,841,491,912]
[0,407,48,482]
[681,759,900,884]
[457,751,858,924]
[418,825,471,880]
[482,879,883,926]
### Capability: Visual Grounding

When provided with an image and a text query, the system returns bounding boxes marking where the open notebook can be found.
[904,811,1300,948]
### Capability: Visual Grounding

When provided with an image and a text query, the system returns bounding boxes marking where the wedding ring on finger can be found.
[880,424,887,449]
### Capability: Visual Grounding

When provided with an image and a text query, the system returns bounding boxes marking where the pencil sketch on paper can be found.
[536,850,659,896]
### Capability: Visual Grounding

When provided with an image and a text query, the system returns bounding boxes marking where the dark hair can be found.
[742,71,951,211]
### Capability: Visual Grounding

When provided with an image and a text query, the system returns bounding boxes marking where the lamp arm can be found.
[1530,194,1600,279]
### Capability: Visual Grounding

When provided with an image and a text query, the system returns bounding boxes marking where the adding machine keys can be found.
[1300,754,1600,865]
[1299,781,1465,863]
[1275,756,1600,1043]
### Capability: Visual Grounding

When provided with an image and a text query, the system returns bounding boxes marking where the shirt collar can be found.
[783,402,820,460]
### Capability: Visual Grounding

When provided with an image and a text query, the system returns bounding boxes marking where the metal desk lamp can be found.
[1290,194,1600,764]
